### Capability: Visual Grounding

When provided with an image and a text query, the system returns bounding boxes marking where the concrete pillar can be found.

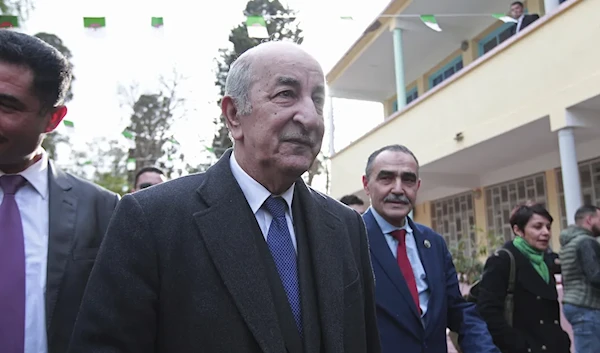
[544,0,560,14]
[558,127,582,224]
[327,95,335,156]
[392,24,407,111]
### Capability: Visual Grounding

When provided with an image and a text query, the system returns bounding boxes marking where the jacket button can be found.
[536,296,541,300]
[542,345,547,350]
[540,320,544,324]
[528,349,532,352]
[554,320,559,324]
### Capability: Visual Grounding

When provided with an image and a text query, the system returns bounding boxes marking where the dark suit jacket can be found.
[363,210,499,353]
[477,242,571,353]
[67,150,381,353]
[46,161,120,353]
[511,14,540,34]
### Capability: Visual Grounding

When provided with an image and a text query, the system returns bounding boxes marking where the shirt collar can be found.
[0,149,49,199]
[369,206,412,235]
[229,151,295,215]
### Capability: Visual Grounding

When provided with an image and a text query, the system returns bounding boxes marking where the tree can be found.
[0,0,33,20]
[303,152,328,188]
[211,0,303,158]
[35,33,76,160]
[121,71,187,185]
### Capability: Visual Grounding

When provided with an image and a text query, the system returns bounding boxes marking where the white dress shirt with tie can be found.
[0,150,49,353]
[370,206,430,317]
[229,151,297,252]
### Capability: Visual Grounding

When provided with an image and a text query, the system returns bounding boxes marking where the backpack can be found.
[466,248,516,326]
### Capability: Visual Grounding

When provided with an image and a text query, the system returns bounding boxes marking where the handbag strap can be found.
[495,248,516,326]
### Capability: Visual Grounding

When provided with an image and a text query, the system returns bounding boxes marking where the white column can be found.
[544,0,560,15]
[558,127,582,224]
[327,95,335,156]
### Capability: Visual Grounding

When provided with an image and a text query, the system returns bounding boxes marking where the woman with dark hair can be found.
[476,202,571,353]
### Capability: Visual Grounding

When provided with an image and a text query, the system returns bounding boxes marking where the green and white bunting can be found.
[151,17,164,28]
[0,15,19,28]
[492,13,517,23]
[246,15,269,39]
[63,120,75,133]
[83,17,106,29]
[420,15,441,32]
[126,157,136,171]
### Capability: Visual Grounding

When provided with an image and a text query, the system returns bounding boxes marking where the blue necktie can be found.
[263,196,303,336]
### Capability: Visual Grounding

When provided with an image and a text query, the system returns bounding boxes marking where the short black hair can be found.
[511,1,524,8]
[365,144,419,178]
[339,194,364,206]
[509,202,553,232]
[134,166,164,186]
[574,205,600,223]
[0,30,72,111]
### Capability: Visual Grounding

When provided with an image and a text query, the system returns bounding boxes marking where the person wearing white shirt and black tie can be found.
[510,1,540,35]
[0,30,119,353]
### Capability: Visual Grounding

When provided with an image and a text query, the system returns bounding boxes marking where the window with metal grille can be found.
[556,157,600,229]
[485,173,548,243]
[430,192,476,255]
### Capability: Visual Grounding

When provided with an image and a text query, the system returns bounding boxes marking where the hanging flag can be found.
[340,16,354,20]
[83,17,106,29]
[169,137,179,145]
[246,15,269,39]
[126,157,136,171]
[83,160,93,166]
[420,15,441,32]
[151,17,164,28]
[0,15,19,28]
[63,120,75,133]
[204,146,215,153]
[492,13,518,23]
[122,129,135,140]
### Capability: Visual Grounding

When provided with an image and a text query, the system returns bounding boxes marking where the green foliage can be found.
[0,0,33,19]
[211,0,303,158]
[94,172,129,195]
[450,228,505,285]
[121,72,186,185]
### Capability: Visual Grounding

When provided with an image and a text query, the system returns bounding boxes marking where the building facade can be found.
[327,0,598,253]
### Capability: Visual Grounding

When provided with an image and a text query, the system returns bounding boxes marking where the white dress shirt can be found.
[370,207,430,317]
[229,152,297,252]
[0,151,49,353]
[516,14,525,33]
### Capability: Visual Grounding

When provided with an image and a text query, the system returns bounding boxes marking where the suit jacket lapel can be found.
[409,218,440,333]
[294,181,345,353]
[192,150,285,353]
[364,210,421,321]
[45,161,77,330]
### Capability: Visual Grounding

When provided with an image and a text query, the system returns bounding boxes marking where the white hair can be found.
[225,53,254,115]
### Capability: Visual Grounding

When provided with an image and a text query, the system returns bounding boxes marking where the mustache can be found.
[280,131,316,146]
[384,194,411,204]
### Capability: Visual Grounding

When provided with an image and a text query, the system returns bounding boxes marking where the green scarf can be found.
[513,236,550,283]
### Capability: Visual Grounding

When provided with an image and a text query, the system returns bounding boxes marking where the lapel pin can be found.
[424,240,431,248]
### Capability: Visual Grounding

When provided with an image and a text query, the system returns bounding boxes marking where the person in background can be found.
[133,166,166,191]
[340,194,367,214]
[477,203,571,353]
[560,205,600,353]
[510,1,540,34]
[0,30,119,353]
[67,41,380,353]
[361,144,498,353]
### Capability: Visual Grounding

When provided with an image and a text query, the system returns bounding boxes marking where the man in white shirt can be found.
[510,1,540,34]
[0,30,119,353]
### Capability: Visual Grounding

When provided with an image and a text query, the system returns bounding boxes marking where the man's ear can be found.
[44,106,68,133]
[221,96,242,140]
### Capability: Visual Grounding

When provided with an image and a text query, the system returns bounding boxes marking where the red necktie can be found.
[391,229,421,313]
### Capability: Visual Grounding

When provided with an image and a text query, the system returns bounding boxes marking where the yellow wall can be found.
[330,0,598,199]
[413,201,431,228]
[545,169,563,250]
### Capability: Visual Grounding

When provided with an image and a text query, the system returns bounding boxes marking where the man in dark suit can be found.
[510,1,540,34]
[68,41,381,353]
[361,144,499,353]
[0,30,119,353]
